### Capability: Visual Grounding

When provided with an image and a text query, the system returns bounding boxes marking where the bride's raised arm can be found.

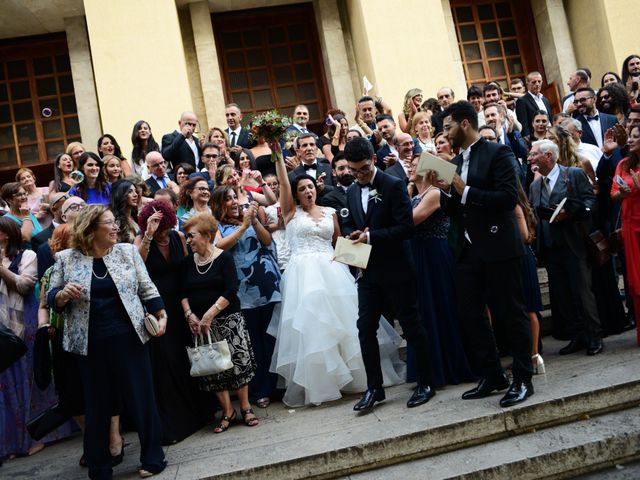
[272,141,296,224]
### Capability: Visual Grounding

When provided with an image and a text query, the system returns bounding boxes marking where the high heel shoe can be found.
[111,437,125,466]
[532,354,545,375]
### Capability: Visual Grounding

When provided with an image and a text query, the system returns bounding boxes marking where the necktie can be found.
[586,115,599,121]
[230,131,237,147]
[541,177,550,206]
[303,163,317,171]
[158,176,167,188]
[301,128,308,133]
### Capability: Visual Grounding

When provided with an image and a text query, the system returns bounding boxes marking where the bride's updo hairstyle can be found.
[291,174,316,205]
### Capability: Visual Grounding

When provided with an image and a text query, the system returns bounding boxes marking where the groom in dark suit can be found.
[342,137,435,411]
[440,101,533,408]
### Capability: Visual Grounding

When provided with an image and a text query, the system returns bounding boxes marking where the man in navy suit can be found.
[342,137,435,411]
[374,114,398,170]
[573,87,619,149]
[515,71,552,138]
[224,103,254,153]
[145,152,177,196]
[440,101,533,408]
[161,111,201,171]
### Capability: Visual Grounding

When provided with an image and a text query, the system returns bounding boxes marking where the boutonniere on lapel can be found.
[368,189,383,204]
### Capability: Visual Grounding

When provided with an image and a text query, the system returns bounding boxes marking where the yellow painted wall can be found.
[345,0,467,116]
[564,0,637,86]
[83,0,193,162]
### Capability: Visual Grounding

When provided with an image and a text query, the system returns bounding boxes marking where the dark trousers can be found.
[76,332,165,480]
[243,303,277,400]
[455,245,532,383]
[545,245,602,342]
[357,278,433,388]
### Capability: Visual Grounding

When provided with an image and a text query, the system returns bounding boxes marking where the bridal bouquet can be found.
[250,110,292,162]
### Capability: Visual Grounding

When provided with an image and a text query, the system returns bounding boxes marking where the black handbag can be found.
[33,327,53,390]
[26,403,70,441]
[0,322,27,373]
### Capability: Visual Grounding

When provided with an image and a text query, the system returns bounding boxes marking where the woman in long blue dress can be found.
[406,161,475,387]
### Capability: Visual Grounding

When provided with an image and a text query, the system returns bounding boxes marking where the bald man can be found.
[432,87,456,135]
[161,111,202,170]
[145,151,178,196]
[384,133,418,183]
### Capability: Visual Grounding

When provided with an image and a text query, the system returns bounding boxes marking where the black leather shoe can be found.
[407,385,435,408]
[558,339,586,355]
[461,374,510,400]
[499,381,534,408]
[586,339,603,356]
[353,387,385,411]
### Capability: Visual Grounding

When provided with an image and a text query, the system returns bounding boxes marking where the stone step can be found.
[344,407,640,480]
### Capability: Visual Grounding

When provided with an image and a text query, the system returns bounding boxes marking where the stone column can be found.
[313,0,357,120]
[64,16,102,146]
[530,0,578,96]
[189,1,227,130]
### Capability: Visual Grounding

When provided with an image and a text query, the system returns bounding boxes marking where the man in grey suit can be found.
[528,139,603,356]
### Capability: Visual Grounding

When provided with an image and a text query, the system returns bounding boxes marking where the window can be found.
[451,1,542,90]
[212,4,330,131]
[0,34,80,172]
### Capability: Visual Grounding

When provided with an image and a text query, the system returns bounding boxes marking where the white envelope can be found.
[416,151,457,183]
[550,197,567,223]
[334,237,372,269]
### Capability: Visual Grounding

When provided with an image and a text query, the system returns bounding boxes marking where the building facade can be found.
[0,0,636,183]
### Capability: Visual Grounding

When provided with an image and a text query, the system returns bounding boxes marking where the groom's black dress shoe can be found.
[407,385,435,408]
[586,339,603,356]
[559,339,586,355]
[499,381,534,408]
[461,374,509,400]
[353,387,385,411]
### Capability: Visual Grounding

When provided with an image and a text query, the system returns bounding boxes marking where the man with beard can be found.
[320,153,353,212]
[573,87,618,148]
[440,101,533,408]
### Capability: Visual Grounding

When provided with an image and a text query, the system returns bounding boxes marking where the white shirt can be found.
[544,163,561,194]
[584,111,604,148]
[182,133,199,163]
[292,124,309,134]
[460,138,480,205]
[562,93,575,113]
[528,91,548,112]
[360,169,378,214]
[227,126,242,146]
[576,141,602,172]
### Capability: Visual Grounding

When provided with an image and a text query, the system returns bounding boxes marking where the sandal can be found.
[241,408,259,427]
[256,397,270,408]
[213,410,237,434]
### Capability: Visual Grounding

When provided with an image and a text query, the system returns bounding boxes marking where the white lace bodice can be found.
[286,206,335,256]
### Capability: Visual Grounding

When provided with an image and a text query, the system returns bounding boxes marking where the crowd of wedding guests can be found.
[1,53,640,479]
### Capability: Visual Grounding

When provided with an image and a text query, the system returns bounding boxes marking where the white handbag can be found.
[186,330,233,377]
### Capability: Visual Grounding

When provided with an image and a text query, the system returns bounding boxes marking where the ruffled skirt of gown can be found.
[268,251,405,407]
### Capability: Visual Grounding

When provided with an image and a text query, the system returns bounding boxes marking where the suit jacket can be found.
[515,92,552,138]
[500,128,528,186]
[320,184,348,211]
[46,243,164,355]
[384,160,408,183]
[145,173,175,196]
[161,131,201,170]
[576,112,618,147]
[31,223,55,253]
[342,170,415,282]
[529,165,596,258]
[288,159,335,187]
[441,137,524,262]
[225,127,254,149]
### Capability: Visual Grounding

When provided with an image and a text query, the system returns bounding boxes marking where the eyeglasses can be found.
[348,163,372,175]
[196,187,210,192]
[599,94,610,100]
[51,194,69,208]
[573,96,594,104]
[203,154,219,159]
[148,162,164,169]
[96,219,121,229]
[62,202,86,215]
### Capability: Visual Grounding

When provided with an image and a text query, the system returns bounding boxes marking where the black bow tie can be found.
[303,163,317,171]
[359,182,373,189]
[586,114,599,121]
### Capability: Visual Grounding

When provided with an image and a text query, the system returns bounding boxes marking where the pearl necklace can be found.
[194,249,215,275]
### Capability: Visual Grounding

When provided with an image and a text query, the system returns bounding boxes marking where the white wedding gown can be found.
[268,206,405,407]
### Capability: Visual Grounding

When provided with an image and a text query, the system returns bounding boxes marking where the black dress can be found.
[146,231,203,444]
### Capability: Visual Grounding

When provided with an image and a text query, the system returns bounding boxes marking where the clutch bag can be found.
[186,330,233,377]
[144,313,161,336]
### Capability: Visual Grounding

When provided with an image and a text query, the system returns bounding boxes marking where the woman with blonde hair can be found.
[215,164,276,208]
[15,167,51,227]
[411,111,435,153]
[66,141,86,165]
[398,88,423,134]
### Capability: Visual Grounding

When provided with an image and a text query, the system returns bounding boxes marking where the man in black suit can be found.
[320,153,353,212]
[440,101,533,408]
[528,140,603,355]
[383,132,416,184]
[374,114,399,171]
[515,71,552,138]
[144,152,177,196]
[342,137,435,412]
[161,111,201,170]
[573,87,619,149]
[431,87,456,134]
[31,191,66,253]
[288,133,335,186]
[225,103,254,154]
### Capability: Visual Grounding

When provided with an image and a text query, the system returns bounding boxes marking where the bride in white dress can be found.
[268,145,405,407]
